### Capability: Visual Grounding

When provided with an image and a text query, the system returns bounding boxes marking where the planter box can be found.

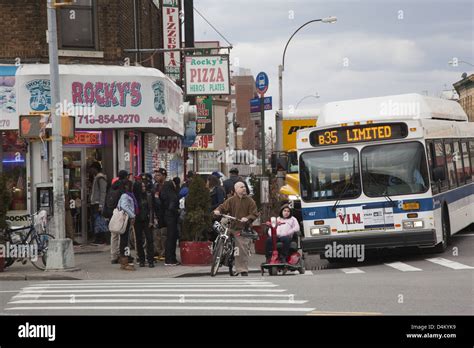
[179,241,213,265]
[0,255,4,272]
[254,224,268,255]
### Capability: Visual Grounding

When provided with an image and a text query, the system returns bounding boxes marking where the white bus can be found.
[296,94,474,256]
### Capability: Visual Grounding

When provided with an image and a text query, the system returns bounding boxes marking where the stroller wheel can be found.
[269,267,278,276]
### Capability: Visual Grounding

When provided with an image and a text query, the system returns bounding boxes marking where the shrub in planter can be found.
[180,175,213,265]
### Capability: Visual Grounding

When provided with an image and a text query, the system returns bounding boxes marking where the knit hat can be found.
[118,170,129,180]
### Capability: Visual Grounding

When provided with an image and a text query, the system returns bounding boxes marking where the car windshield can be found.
[299,148,361,202]
[361,142,429,197]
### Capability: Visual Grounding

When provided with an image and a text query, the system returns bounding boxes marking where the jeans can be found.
[119,220,132,257]
[135,220,154,263]
[266,235,291,261]
[165,214,179,264]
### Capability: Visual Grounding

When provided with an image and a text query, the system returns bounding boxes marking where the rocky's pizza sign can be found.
[185,55,230,95]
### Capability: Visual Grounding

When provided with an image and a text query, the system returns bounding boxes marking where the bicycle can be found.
[210,214,258,277]
[3,210,55,271]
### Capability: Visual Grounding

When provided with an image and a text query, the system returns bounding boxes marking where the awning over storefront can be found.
[15,64,184,136]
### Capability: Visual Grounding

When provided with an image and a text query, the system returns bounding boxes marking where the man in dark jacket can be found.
[161,179,180,266]
[152,168,167,261]
[223,168,250,197]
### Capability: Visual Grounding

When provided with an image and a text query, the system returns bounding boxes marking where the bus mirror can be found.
[433,167,445,182]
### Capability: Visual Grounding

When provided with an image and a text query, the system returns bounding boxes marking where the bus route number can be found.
[318,130,338,145]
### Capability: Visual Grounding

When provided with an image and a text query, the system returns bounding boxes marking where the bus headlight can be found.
[402,220,424,229]
[310,226,330,235]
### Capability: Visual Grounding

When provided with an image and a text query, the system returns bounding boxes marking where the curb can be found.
[0,273,81,281]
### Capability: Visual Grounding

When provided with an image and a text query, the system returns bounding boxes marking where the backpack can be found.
[103,186,123,219]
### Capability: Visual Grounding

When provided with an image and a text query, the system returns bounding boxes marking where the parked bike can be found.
[3,210,55,271]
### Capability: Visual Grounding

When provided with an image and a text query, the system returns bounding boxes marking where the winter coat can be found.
[268,216,300,238]
[91,173,107,208]
[216,195,258,231]
[117,192,137,219]
[136,191,154,224]
[210,186,225,212]
[160,181,179,218]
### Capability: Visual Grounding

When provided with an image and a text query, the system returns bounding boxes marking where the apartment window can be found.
[59,0,96,49]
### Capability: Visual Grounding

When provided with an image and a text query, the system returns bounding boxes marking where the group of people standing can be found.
[89,165,184,271]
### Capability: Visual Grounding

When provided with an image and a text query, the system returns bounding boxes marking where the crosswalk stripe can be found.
[24,284,278,289]
[384,262,422,272]
[340,268,365,274]
[5,306,315,312]
[10,299,308,304]
[33,281,272,286]
[18,288,287,293]
[425,258,474,270]
[13,294,295,298]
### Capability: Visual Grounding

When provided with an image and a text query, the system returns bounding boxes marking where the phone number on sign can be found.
[78,114,141,125]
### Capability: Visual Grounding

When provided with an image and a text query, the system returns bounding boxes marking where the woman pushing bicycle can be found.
[213,181,258,276]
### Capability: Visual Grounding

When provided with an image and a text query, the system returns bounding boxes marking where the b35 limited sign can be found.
[185,55,230,95]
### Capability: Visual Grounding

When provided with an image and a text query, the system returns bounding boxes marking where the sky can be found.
[193,0,474,129]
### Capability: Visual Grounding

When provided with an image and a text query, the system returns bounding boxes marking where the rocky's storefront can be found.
[11,64,183,243]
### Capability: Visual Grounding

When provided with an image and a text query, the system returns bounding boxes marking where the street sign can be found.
[250,112,261,121]
[250,96,272,113]
[255,72,269,95]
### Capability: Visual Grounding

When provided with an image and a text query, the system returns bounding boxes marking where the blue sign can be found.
[255,72,269,95]
[250,96,272,113]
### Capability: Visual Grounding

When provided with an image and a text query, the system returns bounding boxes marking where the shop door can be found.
[63,148,87,243]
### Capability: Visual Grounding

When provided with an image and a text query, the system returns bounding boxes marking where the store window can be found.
[59,0,97,49]
[2,131,27,211]
[124,131,141,176]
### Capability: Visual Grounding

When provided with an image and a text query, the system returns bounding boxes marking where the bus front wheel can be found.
[434,208,450,253]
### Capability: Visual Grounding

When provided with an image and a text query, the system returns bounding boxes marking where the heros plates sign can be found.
[185,55,230,95]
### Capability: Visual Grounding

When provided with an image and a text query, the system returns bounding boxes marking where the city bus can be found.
[296,93,474,257]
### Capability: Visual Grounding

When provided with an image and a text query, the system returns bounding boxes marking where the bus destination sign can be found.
[310,123,408,146]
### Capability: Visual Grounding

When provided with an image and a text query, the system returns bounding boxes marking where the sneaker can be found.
[72,241,81,246]
[164,262,180,266]
[139,262,145,267]
[240,272,248,276]
[148,262,155,268]
[111,259,119,264]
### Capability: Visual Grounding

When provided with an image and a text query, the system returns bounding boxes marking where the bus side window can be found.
[461,141,472,184]
[452,141,465,186]
[426,141,437,193]
[444,141,457,189]
[470,140,474,182]
[433,140,448,192]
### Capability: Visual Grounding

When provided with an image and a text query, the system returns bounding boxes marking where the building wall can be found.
[232,75,257,151]
[0,0,163,68]
[453,74,474,122]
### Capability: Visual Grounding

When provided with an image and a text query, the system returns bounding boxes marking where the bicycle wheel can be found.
[29,233,55,271]
[210,238,224,277]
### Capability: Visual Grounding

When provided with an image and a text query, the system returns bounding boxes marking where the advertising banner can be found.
[185,55,230,95]
[196,95,213,134]
[0,65,18,130]
[189,134,214,151]
[162,0,181,82]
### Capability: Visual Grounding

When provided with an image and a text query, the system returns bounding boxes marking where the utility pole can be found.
[260,96,266,176]
[45,0,74,270]
[183,0,195,178]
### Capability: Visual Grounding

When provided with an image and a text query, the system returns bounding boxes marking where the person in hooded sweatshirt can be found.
[116,180,138,271]
[265,204,300,263]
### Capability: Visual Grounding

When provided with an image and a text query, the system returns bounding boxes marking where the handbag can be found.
[108,208,129,235]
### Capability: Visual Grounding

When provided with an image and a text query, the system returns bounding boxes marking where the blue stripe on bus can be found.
[302,183,473,221]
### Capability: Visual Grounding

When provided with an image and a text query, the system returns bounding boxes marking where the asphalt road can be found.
[0,228,472,316]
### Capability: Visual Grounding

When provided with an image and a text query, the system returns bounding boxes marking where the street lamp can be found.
[295,93,320,110]
[277,16,337,154]
[448,59,474,67]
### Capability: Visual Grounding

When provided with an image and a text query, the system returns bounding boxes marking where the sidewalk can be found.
[0,243,270,281]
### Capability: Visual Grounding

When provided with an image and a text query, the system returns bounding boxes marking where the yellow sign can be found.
[282,119,317,151]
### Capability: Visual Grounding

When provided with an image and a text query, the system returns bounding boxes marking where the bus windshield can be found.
[300,148,361,201]
[361,142,429,197]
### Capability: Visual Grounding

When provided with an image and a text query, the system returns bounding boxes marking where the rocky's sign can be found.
[185,55,230,95]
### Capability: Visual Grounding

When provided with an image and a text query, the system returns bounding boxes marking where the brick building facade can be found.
[232,75,257,151]
[0,0,163,69]
[453,74,474,122]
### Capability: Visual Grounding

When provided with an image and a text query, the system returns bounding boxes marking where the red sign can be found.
[64,131,102,146]
[158,137,181,154]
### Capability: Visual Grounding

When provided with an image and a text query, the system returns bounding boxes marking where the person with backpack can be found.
[133,178,155,268]
[116,179,138,271]
[104,170,128,264]
[89,162,108,245]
